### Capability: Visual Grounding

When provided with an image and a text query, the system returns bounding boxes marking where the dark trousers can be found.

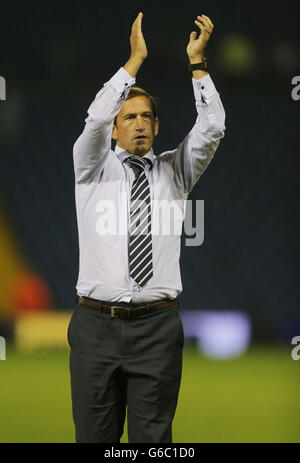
[67,299,184,443]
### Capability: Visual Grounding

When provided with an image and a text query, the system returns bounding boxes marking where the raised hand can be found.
[187,14,214,60]
[129,12,148,61]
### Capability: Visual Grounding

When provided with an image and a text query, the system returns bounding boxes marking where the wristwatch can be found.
[188,56,208,73]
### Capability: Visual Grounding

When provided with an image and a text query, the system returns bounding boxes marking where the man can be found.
[68,12,225,443]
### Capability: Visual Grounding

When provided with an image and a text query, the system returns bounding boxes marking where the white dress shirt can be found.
[73,67,226,303]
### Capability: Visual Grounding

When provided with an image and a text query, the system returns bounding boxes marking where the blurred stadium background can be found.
[0,0,299,443]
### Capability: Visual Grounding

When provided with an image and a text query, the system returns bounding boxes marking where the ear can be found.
[112,124,117,141]
[154,117,159,136]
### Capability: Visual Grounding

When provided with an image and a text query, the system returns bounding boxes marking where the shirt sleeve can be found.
[171,73,226,194]
[73,67,136,183]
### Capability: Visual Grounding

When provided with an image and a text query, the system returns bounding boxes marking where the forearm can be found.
[187,77,225,180]
[73,67,135,183]
[123,55,145,78]
[172,75,225,194]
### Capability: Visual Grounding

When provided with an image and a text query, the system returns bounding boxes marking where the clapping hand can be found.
[129,12,148,61]
[187,14,214,61]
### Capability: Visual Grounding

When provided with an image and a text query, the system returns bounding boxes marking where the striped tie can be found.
[127,156,153,287]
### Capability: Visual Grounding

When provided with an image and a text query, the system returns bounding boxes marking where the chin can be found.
[132,143,152,157]
[133,150,145,157]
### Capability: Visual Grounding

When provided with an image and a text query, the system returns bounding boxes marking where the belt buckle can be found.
[111,306,119,318]
[111,306,131,319]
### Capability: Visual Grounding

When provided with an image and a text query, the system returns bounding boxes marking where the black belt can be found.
[77,295,177,319]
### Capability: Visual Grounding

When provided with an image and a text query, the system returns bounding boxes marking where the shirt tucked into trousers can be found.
[69,66,226,443]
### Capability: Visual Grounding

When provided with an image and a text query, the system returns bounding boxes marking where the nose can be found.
[135,115,145,131]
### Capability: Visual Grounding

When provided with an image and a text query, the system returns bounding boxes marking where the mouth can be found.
[134,135,147,140]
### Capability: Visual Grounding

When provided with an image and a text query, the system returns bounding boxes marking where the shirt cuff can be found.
[192,74,218,100]
[107,67,136,95]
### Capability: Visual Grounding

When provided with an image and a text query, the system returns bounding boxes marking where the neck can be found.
[116,143,151,157]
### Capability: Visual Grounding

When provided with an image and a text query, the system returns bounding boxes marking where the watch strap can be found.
[188,57,208,72]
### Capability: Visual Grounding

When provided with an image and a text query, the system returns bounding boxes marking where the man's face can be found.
[112,96,159,157]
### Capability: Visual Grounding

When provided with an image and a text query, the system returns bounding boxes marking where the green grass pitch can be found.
[0,344,299,443]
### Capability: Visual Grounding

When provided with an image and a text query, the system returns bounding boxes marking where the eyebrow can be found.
[123,111,153,118]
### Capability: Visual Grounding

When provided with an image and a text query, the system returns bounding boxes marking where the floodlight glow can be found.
[181,309,251,358]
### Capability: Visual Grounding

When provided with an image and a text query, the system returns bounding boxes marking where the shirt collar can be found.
[114,144,155,166]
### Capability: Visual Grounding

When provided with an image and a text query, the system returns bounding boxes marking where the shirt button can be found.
[201,86,204,89]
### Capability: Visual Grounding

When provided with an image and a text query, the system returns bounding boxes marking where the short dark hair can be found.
[114,86,158,126]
